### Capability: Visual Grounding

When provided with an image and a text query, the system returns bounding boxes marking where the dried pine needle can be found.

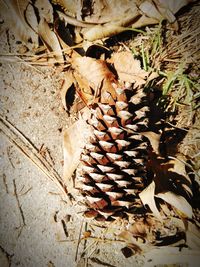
[0,115,68,199]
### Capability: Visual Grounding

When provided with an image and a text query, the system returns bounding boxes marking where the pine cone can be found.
[77,84,151,221]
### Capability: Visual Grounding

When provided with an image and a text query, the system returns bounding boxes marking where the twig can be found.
[3,173,9,193]
[0,244,13,267]
[61,219,69,238]
[6,147,15,168]
[75,220,84,262]
[18,186,32,196]
[13,179,26,237]
[164,120,189,132]
[0,115,69,201]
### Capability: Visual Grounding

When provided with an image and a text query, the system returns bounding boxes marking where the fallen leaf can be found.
[142,131,161,154]
[155,191,193,218]
[118,230,139,244]
[72,56,117,105]
[82,0,138,24]
[139,1,163,21]
[35,0,53,23]
[168,156,191,182]
[128,220,148,238]
[60,71,75,111]
[0,0,38,47]
[63,118,92,188]
[38,18,64,63]
[139,181,162,220]
[111,51,148,86]
[54,0,82,19]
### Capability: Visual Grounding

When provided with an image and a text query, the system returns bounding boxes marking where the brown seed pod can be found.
[77,82,150,221]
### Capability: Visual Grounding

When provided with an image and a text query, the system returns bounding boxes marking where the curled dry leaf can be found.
[57,11,97,28]
[60,71,75,111]
[52,0,82,19]
[139,181,162,220]
[82,12,140,41]
[72,56,117,105]
[83,0,138,24]
[38,18,64,63]
[155,191,193,218]
[128,220,148,238]
[142,131,161,154]
[35,0,53,23]
[0,0,38,47]
[63,118,92,188]
[111,51,148,86]
[168,156,191,181]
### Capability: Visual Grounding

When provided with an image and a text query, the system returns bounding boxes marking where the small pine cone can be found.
[78,85,151,221]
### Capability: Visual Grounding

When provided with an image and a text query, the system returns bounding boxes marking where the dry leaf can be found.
[128,220,148,238]
[139,1,164,21]
[25,3,38,35]
[168,156,191,182]
[35,0,53,23]
[82,24,126,41]
[139,181,162,220]
[0,0,38,47]
[38,18,64,63]
[155,191,193,218]
[82,11,140,41]
[82,0,138,24]
[54,0,82,19]
[57,11,96,28]
[142,131,161,154]
[111,51,148,86]
[63,119,91,186]
[72,56,117,105]
[60,71,75,111]
[118,230,142,245]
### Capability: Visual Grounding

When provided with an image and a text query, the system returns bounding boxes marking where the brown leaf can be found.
[142,131,161,154]
[155,191,193,218]
[128,221,147,236]
[139,0,194,23]
[118,230,138,244]
[111,51,148,86]
[63,119,92,187]
[60,71,75,111]
[34,0,53,23]
[0,0,38,47]
[82,0,138,24]
[72,56,117,105]
[38,18,64,63]
[139,181,162,220]
[54,0,82,18]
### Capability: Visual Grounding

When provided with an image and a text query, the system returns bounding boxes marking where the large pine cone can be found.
[77,83,151,221]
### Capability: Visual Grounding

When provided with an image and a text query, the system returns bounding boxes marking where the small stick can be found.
[61,219,69,238]
[3,173,9,193]
[6,147,15,168]
[13,179,26,237]
[75,220,84,261]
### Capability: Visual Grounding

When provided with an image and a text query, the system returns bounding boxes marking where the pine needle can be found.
[0,115,68,199]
